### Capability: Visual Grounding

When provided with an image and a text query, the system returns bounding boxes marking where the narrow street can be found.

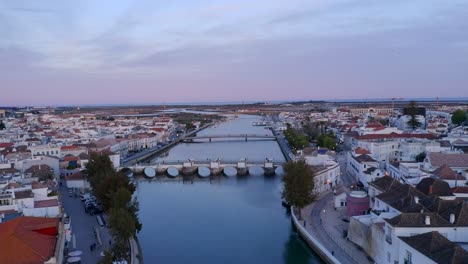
[59,183,113,263]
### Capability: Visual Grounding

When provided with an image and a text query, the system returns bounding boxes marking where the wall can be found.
[291,208,341,264]
[23,206,60,217]
[398,239,436,264]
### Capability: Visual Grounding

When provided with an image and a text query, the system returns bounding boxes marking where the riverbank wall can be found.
[291,207,341,264]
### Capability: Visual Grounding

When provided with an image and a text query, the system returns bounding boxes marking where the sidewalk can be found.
[302,192,372,264]
[59,183,113,263]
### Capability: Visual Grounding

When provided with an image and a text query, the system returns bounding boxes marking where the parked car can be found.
[80,193,92,201]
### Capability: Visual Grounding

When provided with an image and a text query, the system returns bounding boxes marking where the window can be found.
[405,250,412,264]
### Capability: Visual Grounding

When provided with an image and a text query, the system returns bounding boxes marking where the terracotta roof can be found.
[369,176,403,192]
[34,199,58,208]
[353,154,377,163]
[399,232,468,264]
[0,143,14,148]
[385,212,450,227]
[417,178,454,197]
[432,165,465,180]
[429,152,468,168]
[31,181,47,189]
[63,155,79,162]
[14,190,34,199]
[453,186,468,194]
[4,182,21,190]
[60,145,80,150]
[0,216,59,264]
[66,171,85,181]
[356,132,435,141]
[354,147,371,155]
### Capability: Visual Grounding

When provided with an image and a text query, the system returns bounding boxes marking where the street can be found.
[59,183,113,263]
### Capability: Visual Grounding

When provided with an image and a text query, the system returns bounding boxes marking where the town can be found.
[0,100,467,264]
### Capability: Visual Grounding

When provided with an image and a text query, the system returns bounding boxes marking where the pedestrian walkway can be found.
[302,192,372,264]
[59,182,113,263]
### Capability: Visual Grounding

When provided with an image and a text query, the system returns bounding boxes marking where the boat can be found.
[144,167,156,178]
[236,159,248,176]
[182,160,196,176]
[197,166,211,178]
[223,166,237,177]
[167,166,179,177]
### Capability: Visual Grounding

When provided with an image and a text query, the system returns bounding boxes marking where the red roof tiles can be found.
[0,216,59,264]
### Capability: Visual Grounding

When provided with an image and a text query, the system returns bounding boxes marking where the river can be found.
[137,115,323,264]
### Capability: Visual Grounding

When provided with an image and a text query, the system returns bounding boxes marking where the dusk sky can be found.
[1,0,468,106]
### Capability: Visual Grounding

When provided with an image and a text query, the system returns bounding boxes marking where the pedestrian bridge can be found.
[181,134,277,142]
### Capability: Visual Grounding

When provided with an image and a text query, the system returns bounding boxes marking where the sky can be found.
[1,0,468,106]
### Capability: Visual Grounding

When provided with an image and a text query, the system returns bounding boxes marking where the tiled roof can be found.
[432,165,465,180]
[31,181,47,189]
[14,190,34,199]
[354,147,371,155]
[385,212,450,227]
[0,216,59,264]
[376,184,428,212]
[369,176,403,192]
[399,232,468,264]
[356,133,435,141]
[34,199,58,208]
[429,152,468,168]
[66,171,84,181]
[417,178,454,197]
[353,154,377,163]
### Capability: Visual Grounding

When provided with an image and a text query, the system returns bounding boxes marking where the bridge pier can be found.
[209,137,211,142]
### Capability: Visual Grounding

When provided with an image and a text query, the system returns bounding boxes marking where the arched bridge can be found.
[181,134,277,142]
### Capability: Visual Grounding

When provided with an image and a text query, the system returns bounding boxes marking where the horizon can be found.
[2,0,468,105]
[2,96,468,108]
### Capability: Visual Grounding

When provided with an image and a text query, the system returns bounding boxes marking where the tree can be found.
[0,120,5,130]
[316,133,337,150]
[452,109,467,126]
[406,100,421,130]
[282,160,316,219]
[415,152,426,162]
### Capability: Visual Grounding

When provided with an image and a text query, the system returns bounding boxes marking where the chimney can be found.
[425,215,431,225]
[414,196,419,204]
[450,213,456,224]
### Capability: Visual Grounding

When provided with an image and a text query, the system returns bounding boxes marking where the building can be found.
[399,231,468,264]
[0,216,61,264]
[29,144,61,158]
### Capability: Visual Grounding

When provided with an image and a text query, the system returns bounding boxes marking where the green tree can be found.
[406,100,421,130]
[415,152,426,162]
[284,126,309,152]
[316,133,337,150]
[282,160,316,219]
[451,109,467,126]
[302,122,321,140]
[0,120,5,130]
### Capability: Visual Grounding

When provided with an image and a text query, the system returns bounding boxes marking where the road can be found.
[337,152,355,188]
[59,183,112,263]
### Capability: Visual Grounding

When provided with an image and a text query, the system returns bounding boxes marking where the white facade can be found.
[30,144,61,158]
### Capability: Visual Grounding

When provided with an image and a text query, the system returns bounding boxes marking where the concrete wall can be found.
[23,206,60,217]
[291,207,341,264]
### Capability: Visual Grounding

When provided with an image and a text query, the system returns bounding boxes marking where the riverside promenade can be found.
[300,191,372,264]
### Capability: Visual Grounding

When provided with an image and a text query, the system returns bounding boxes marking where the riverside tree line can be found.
[85,153,142,263]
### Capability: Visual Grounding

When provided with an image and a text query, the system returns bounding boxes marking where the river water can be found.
[137,115,323,264]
